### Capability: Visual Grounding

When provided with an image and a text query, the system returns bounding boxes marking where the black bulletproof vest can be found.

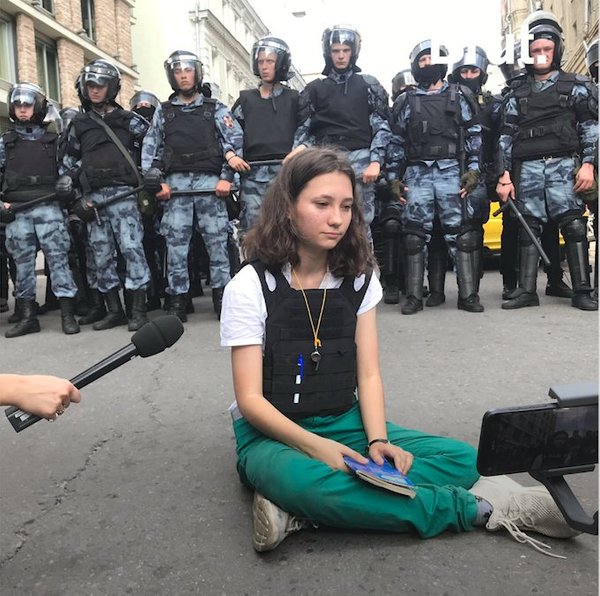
[308,75,372,150]
[406,85,461,161]
[253,261,371,418]
[512,73,580,161]
[161,99,222,174]
[238,88,299,161]
[2,130,58,202]
[73,110,138,189]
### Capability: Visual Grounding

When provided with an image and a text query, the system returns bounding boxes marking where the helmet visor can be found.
[330,30,356,47]
[168,60,198,73]
[10,88,37,106]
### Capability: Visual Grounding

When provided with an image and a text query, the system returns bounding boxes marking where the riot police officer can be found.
[232,37,306,233]
[141,50,244,321]
[438,46,504,305]
[497,12,598,311]
[62,59,151,331]
[129,89,165,312]
[387,40,483,314]
[289,25,391,234]
[0,83,79,337]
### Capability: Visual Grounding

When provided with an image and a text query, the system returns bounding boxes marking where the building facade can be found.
[500,0,599,73]
[0,0,139,130]
[131,0,305,107]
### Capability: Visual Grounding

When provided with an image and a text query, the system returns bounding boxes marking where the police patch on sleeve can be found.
[223,115,235,129]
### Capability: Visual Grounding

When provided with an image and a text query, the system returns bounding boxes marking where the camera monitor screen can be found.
[477,403,598,476]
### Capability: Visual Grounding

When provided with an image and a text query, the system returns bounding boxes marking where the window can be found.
[40,0,54,13]
[80,0,95,41]
[0,14,16,83]
[36,37,60,102]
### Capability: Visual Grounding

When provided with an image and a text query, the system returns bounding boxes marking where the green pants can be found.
[234,404,479,538]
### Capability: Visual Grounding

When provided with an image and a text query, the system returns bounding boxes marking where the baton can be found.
[4,191,58,214]
[79,185,145,226]
[99,184,146,210]
[246,159,282,167]
[493,199,551,267]
[169,189,239,198]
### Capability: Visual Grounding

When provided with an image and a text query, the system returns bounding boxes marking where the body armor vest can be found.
[406,85,461,161]
[160,99,222,174]
[308,75,372,150]
[253,261,371,418]
[238,88,299,161]
[73,110,138,189]
[512,73,580,161]
[2,130,58,203]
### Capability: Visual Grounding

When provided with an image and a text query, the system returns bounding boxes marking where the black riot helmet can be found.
[321,24,361,74]
[523,10,564,72]
[251,36,292,82]
[164,50,203,94]
[78,59,121,104]
[8,82,48,125]
[130,89,161,122]
[449,46,489,91]
[500,39,526,83]
[129,90,161,111]
[391,69,416,101]
[586,39,598,82]
[410,39,448,86]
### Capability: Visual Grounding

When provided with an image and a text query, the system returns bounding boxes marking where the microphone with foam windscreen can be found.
[5,316,184,433]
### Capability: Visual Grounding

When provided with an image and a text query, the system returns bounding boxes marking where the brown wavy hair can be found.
[242,147,376,277]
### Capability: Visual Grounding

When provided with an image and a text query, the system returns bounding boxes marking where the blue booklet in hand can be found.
[343,456,416,498]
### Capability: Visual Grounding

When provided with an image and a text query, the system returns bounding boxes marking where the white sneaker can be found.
[252,492,308,552]
[470,475,580,558]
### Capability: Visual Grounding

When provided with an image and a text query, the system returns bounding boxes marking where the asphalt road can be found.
[0,268,597,596]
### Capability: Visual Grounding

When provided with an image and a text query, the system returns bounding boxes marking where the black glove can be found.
[71,197,98,223]
[143,167,163,194]
[388,179,407,202]
[460,170,481,194]
[0,204,15,224]
[55,175,75,204]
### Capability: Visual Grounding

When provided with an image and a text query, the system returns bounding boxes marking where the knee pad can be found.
[560,216,587,243]
[382,218,402,240]
[456,228,481,253]
[519,217,543,247]
[403,225,426,255]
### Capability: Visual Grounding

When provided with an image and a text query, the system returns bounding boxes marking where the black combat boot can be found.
[565,238,597,311]
[545,270,573,298]
[5,298,40,338]
[59,297,80,335]
[401,250,425,315]
[93,288,128,330]
[502,243,540,309]
[212,287,225,319]
[425,248,447,307]
[128,288,149,331]
[79,289,106,325]
[167,294,188,323]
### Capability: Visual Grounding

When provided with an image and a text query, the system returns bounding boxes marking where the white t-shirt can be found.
[220,262,383,348]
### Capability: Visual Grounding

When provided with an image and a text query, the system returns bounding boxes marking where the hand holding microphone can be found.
[4,316,184,433]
